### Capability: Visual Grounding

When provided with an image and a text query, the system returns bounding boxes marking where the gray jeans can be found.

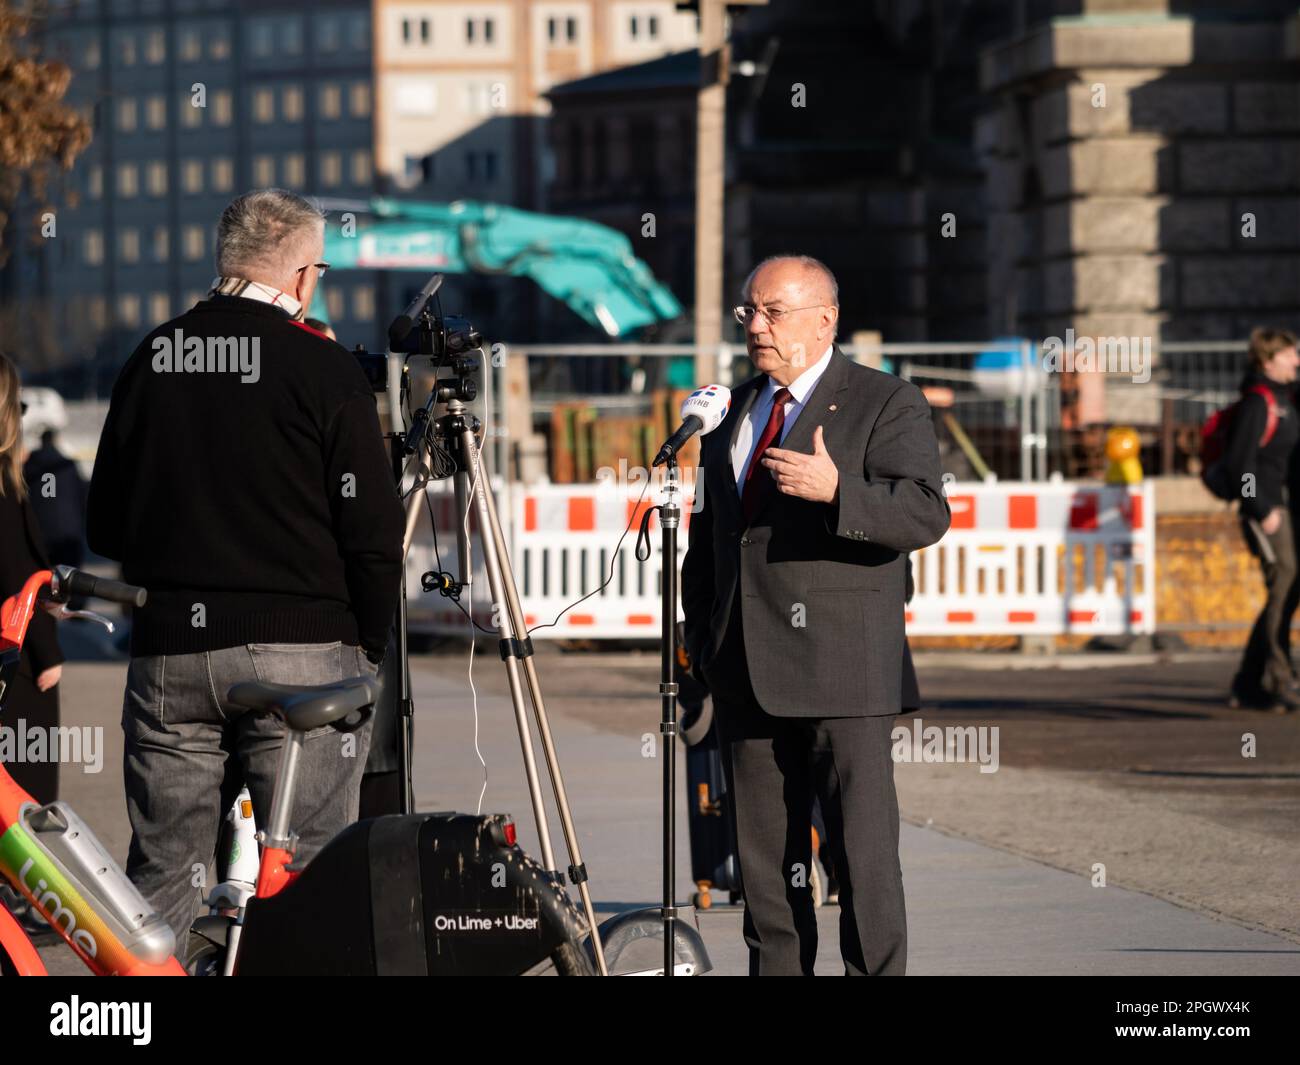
[121,641,378,946]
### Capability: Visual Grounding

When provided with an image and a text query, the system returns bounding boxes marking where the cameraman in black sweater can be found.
[88,189,405,944]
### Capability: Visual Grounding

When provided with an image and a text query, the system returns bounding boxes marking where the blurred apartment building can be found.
[1,0,696,392]
[370,0,695,341]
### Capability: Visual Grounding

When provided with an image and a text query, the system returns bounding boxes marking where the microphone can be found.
[388,274,444,348]
[652,384,732,467]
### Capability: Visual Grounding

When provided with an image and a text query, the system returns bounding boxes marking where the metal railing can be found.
[53,339,1254,487]
[497,340,1252,484]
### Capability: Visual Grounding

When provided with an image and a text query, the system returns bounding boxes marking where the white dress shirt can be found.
[732,344,835,487]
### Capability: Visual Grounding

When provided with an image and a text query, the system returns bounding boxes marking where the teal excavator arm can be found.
[316,197,683,336]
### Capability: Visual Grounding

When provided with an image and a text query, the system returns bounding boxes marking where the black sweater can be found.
[87,296,405,657]
[0,487,63,676]
[1221,372,1299,522]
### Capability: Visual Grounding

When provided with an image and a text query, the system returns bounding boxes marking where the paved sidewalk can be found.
[31,656,1300,975]
[407,657,1300,976]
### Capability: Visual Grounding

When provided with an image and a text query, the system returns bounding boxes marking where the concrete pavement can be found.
[30,650,1300,975]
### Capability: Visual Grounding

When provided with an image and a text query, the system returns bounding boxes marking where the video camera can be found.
[351,274,482,401]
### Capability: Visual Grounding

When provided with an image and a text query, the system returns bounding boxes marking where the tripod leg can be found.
[455,425,560,877]
[472,442,610,977]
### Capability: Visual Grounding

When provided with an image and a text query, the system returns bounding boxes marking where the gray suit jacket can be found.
[681,347,950,718]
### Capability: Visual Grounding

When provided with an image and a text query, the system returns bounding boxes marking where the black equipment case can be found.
[235,813,591,975]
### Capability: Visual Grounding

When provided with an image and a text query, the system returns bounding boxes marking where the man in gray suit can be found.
[682,255,949,975]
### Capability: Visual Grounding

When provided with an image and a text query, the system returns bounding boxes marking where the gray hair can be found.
[743,254,840,307]
[216,188,325,281]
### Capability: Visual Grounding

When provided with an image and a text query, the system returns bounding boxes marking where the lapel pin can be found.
[828,404,838,411]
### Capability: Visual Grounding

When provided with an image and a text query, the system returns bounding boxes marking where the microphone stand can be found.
[660,461,683,976]
[637,455,684,975]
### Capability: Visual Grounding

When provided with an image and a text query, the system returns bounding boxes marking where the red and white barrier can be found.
[406,479,1155,639]
[908,481,1154,635]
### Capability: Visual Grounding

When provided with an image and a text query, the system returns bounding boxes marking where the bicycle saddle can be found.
[227,676,380,733]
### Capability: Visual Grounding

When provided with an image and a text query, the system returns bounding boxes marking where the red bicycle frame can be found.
[0,570,186,976]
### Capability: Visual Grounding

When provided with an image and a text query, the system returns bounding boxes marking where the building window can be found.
[282,19,303,54]
[146,160,168,196]
[210,28,231,60]
[320,84,341,120]
[145,95,166,130]
[213,90,232,126]
[253,88,274,124]
[317,16,340,52]
[117,33,136,66]
[282,85,303,122]
[349,13,370,49]
[349,83,371,118]
[182,225,205,261]
[152,226,170,262]
[84,38,100,68]
[566,17,578,42]
[630,14,659,40]
[83,229,103,265]
[89,297,107,331]
[319,151,342,187]
[326,288,343,319]
[118,294,141,329]
[350,150,372,186]
[394,81,437,116]
[116,97,137,132]
[352,286,374,320]
[149,293,170,323]
[119,228,140,263]
[253,155,274,185]
[211,157,234,192]
[251,21,273,57]
[145,28,165,64]
[283,153,305,187]
[116,163,139,197]
[404,153,434,184]
[402,17,430,44]
[181,159,203,194]
[180,93,202,128]
[87,165,102,199]
[179,28,201,62]
[465,151,498,183]
[466,18,495,44]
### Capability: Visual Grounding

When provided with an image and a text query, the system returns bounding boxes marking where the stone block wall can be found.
[977,10,1300,355]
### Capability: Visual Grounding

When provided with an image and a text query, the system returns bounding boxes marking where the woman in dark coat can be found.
[0,353,63,803]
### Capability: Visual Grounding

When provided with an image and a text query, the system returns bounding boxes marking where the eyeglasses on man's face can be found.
[733,303,824,326]
[297,261,330,278]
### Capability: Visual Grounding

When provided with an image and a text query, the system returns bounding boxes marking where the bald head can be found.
[740,255,841,385]
[743,255,839,309]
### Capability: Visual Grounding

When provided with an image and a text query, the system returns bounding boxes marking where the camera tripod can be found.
[397,373,609,976]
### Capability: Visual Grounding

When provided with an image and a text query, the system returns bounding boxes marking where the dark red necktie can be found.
[741,387,791,523]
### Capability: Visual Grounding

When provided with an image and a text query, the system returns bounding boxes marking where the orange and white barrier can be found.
[405,478,698,638]
[405,479,1155,639]
[908,481,1154,635]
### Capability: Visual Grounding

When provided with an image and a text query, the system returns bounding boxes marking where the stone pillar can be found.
[978,11,1300,355]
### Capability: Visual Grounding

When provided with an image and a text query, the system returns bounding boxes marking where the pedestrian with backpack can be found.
[1208,328,1300,711]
